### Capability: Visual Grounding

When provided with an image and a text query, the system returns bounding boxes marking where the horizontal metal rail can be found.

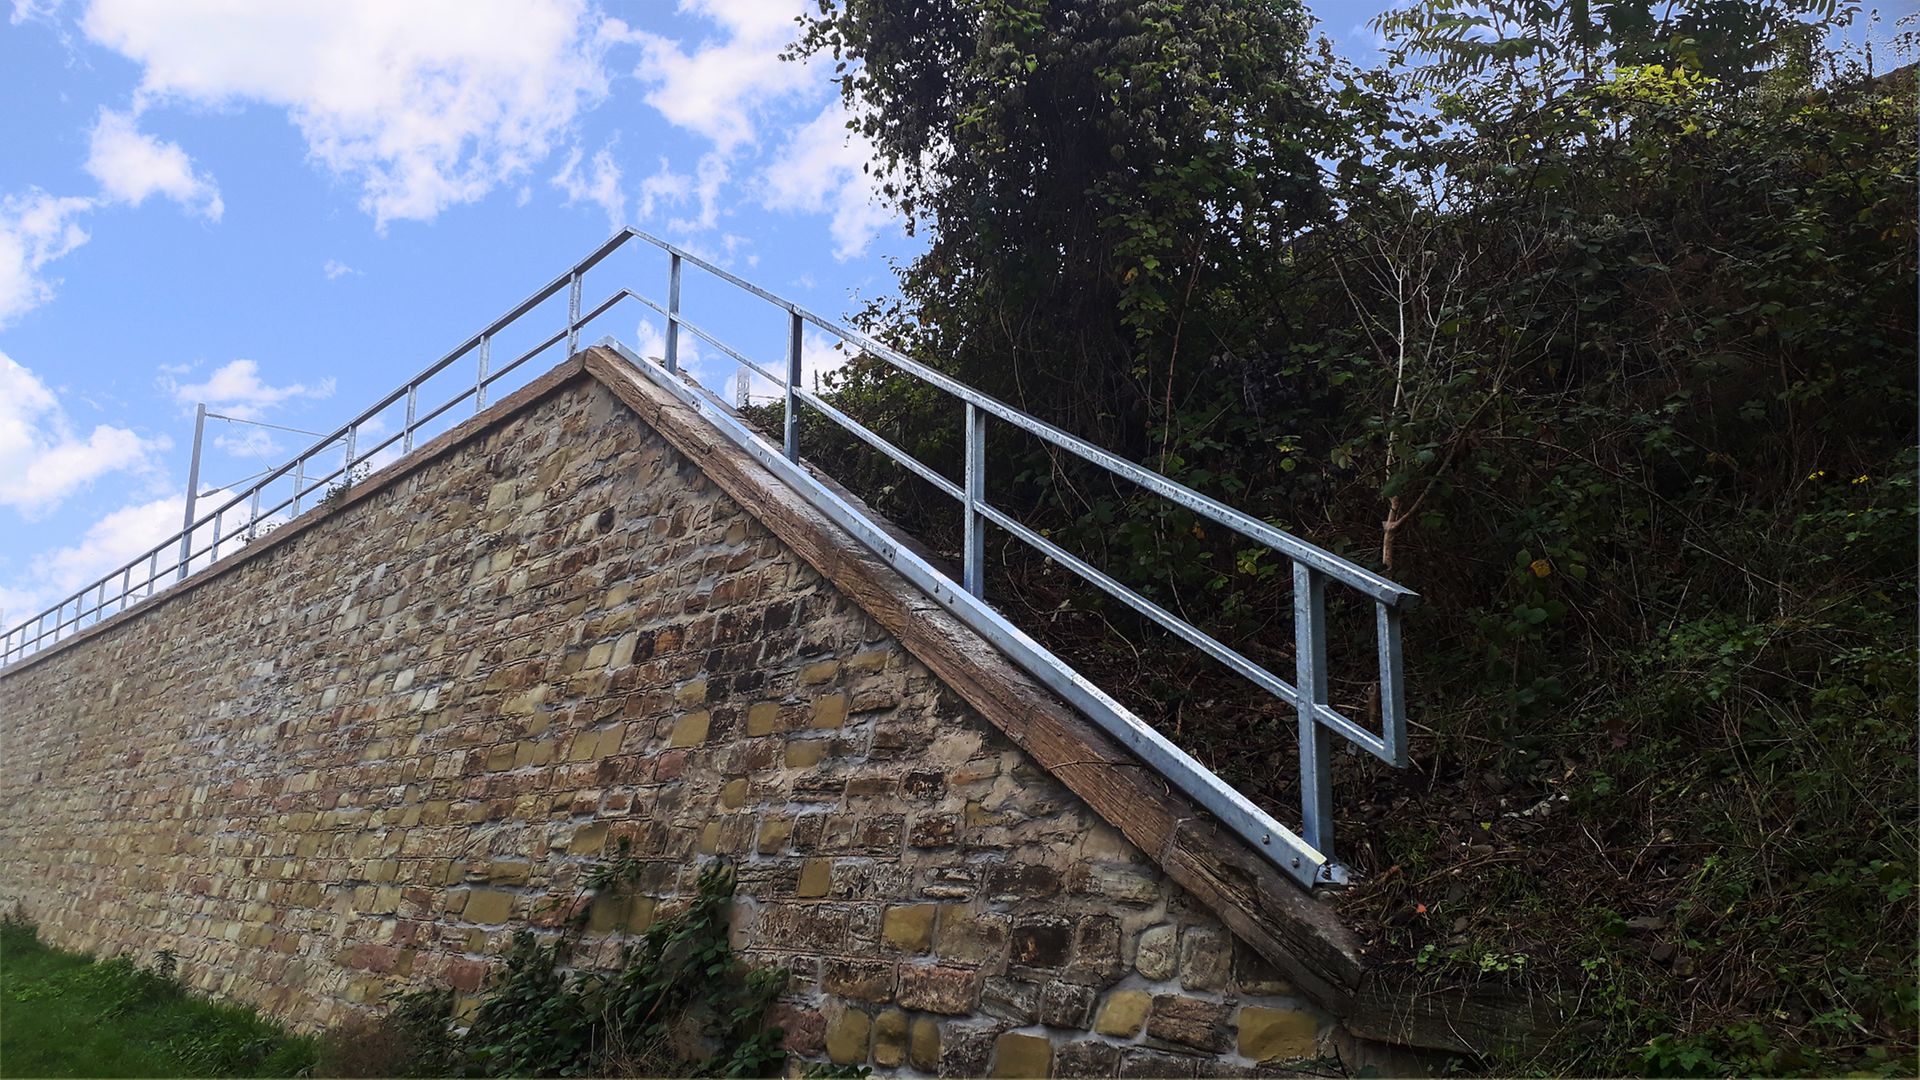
[0,226,1419,887]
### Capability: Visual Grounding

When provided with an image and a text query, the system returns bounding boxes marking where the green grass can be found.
[0,920,315,1078]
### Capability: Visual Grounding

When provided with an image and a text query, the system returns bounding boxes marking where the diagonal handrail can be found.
[0,227,1418,886]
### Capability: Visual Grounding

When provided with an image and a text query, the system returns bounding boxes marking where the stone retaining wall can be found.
[0,366,1330,1076]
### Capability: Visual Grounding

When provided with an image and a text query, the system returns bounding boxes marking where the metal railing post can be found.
[567,270,583,356]
[293,455,304,515]
[784,311,803,460]
[179,402,205,581]
[404,385,418,453]
[1294,563,1335,862]
[665,253,682,373]
[249,487,261,541]
[477,335,491,412]
[343,424,357,485]
[963,404,986,597]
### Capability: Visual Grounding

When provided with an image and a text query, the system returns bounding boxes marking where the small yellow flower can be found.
[1852,474,1870,485]
[1807,470,1826,481]
[1530,559,1552,578]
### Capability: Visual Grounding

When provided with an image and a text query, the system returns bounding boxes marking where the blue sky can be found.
[0,0,1404,636]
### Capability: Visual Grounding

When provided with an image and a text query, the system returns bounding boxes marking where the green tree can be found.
[793,0,1330,451]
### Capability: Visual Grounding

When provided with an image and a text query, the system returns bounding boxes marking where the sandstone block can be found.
[1095,989,1151,1037]
[797,858,833,899]
[872,1007,909,1067]
[463,889,515,925]
[910,1014,942,1072]
[810,693,848,729]
[990,1031,1052,1078]
[669,711,710,747]
[785,739,830,768]
[746,701,781,736]
[882,903,936,953]
[1236,1006,1319,1062]
[825,1006,871,1065]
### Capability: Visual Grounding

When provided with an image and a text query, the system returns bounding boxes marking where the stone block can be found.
[1179,925,1231,991]
[1072,861,1160,906]
[990,1031,1053,1078]
[897,964,978,1015]
[1010,915,1074,968]
[872,1008,909,1068]
[746,701,782,736]
[810,693,848,729]
[936,907,1010,965]
[1070,916,1123,981]
[823,958,896,1003]
[882,903,936,953]
[797,858,834,899]
[1135,924,1177,981]
[1236,1006,1319,1062]
[1037,980,1097,1029]
[669,711,710,747]
[758,816,794,854]
[774,1004,826,1057]
[1146,995,1230,1054]
[940,1026,996,1078]
[463,889,515,925]
[1095,989,1151,1037]
[985,862,1063,900]
[980,976,1040,1024]
[799,659,842,686]
[909,813,959,848]
[785,739,830,768]
[1119,1049,1198,1079]
[825,1006,871,1065]
[1054,1040,1121,1079]
[569,822,608,855]
[910,1014,942,1072]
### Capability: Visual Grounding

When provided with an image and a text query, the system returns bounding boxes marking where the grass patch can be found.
[0,916,315,1078]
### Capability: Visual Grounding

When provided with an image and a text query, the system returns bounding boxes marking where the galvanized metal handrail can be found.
[0,227,1418,886]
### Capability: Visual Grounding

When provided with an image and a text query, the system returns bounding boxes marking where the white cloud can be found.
[0,189,94,328]
[81,0,612,226]
[9,0,64,26]
[759,101,896,259]
[165,359,334,421]
[85,108,223,220]
[322,259,358,280]
[551,143,625,228]
[608,0,811,152]
[0,350,167,516]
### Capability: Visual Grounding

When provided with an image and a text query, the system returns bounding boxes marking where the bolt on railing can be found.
[0,227,1418,887]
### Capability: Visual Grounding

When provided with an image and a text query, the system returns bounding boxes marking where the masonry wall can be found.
[0,370,1329,1077]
